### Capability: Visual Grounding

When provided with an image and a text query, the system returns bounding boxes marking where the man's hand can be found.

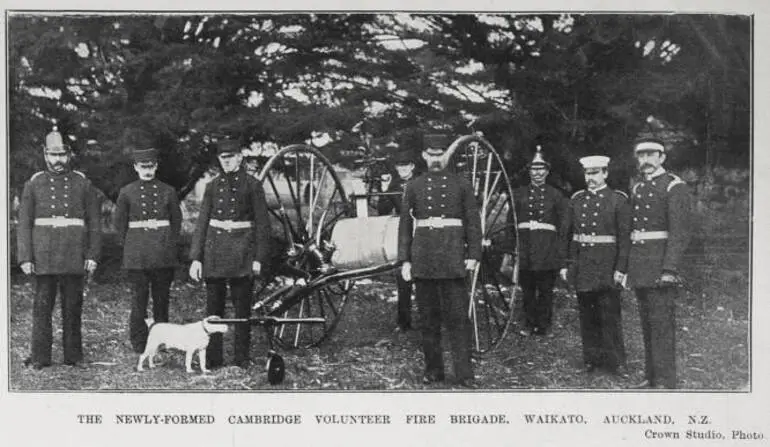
[252,261,262,276]
[559,268,569,282]
[465,259,478,271]
[380,173,392,192]
[84,260,97,274]
[613,270,627,287]
[20,262,35,275]
[189,260,203,282]
[401,262,412,282]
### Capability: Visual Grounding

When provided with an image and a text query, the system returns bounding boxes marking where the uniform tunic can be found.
[627,169,691,388]
[114,179,182,269]
[190,168,271,278]
[566,185,630,371]
[627,171,691,287]
[513,183,569,271]
[398,170,482,279]
[566,186,631,292]
[17,170,101,274]
[398,168,481,382]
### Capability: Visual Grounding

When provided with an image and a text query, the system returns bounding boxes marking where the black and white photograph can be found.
[4,9,754,398]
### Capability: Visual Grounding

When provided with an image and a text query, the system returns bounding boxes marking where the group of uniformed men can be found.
[17,126,689,390]
[511,137,690,389]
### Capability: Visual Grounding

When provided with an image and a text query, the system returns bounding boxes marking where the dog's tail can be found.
[145,317,156,331]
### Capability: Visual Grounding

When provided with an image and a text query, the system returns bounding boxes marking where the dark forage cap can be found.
[393,147,416,165]
[216,139,242,155]
[132,148,158,163]
[422,134,452,155]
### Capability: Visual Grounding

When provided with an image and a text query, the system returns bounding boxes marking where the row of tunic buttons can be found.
[527,185,545,219]
[216,177,238,233]
[140,182,160,228]
[632,181,655,245]
[426,176,447,212]
[49,175,70,215]
[581,192,602,246]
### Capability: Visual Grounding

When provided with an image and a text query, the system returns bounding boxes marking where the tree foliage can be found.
[8,13,750,199]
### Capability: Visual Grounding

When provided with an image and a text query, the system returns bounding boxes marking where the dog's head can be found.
[202,315,229,334]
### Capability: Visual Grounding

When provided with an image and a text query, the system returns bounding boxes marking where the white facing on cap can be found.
[579,155,610,170]
[634,141,665,153]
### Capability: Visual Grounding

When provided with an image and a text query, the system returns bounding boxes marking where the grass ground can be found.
[8,271,749,391]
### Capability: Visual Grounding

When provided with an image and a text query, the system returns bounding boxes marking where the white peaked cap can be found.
[579,155,610,170]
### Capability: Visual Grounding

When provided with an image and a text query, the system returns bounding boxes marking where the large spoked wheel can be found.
[446,135,519,355]
[257,144,355,349]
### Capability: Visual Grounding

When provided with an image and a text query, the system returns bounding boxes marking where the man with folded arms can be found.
[513,146,569,336]
[189,139,271,369]
[17,126,101,369]
[626,137,691,389]
[114,146,182,353]
[561,156,630,376]
[398,133,482,387]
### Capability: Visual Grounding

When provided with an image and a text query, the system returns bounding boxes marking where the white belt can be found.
[415,217,463,229]
[631,230,668,241]
[129,219,170,229]
[517,221,556,231]
[573,234,617,244]
[34,217,84,227]
[210,219,253,230]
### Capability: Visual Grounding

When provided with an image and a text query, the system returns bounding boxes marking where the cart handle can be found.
[209,317,327,326]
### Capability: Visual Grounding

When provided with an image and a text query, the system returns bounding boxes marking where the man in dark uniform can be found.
[189,139,271,369]
[378,146,417,331]
[561,156,631,375]
[627,137,691,389]
[241,147,261,177]
[398,134,482,387]
[17,126,101,369]
[114,147,182,353]
[513,146,569,336]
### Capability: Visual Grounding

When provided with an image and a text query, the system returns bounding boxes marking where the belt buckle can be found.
[427,217,438,229]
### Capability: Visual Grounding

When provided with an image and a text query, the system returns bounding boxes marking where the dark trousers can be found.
[414,278,473,381]
[205,276,253,368]
[31,275,84,365]
[577,288,626,371]
[520,269,557,334]
[128,268,174,353]
[635,287,677,388]
[396,275,413,329]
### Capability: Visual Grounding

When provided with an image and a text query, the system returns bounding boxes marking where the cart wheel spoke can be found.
[257,145,354,349]
[448,135,519,355]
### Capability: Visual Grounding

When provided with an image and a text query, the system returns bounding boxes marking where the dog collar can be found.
[201,320,211,335]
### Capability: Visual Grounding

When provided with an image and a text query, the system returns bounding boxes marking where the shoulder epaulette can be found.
[666,173,686,192]
[73,170,86,178]
[613,190,628,199]
[570,190,585,200]
[30,171,45,181]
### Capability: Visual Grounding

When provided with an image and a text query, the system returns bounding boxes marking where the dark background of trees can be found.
[8,13,751,199]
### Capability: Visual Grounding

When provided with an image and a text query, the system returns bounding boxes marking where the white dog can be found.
[137,316,229,373]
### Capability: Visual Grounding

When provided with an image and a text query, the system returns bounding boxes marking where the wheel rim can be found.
[256,145,355,349]
[447,135,519,354]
